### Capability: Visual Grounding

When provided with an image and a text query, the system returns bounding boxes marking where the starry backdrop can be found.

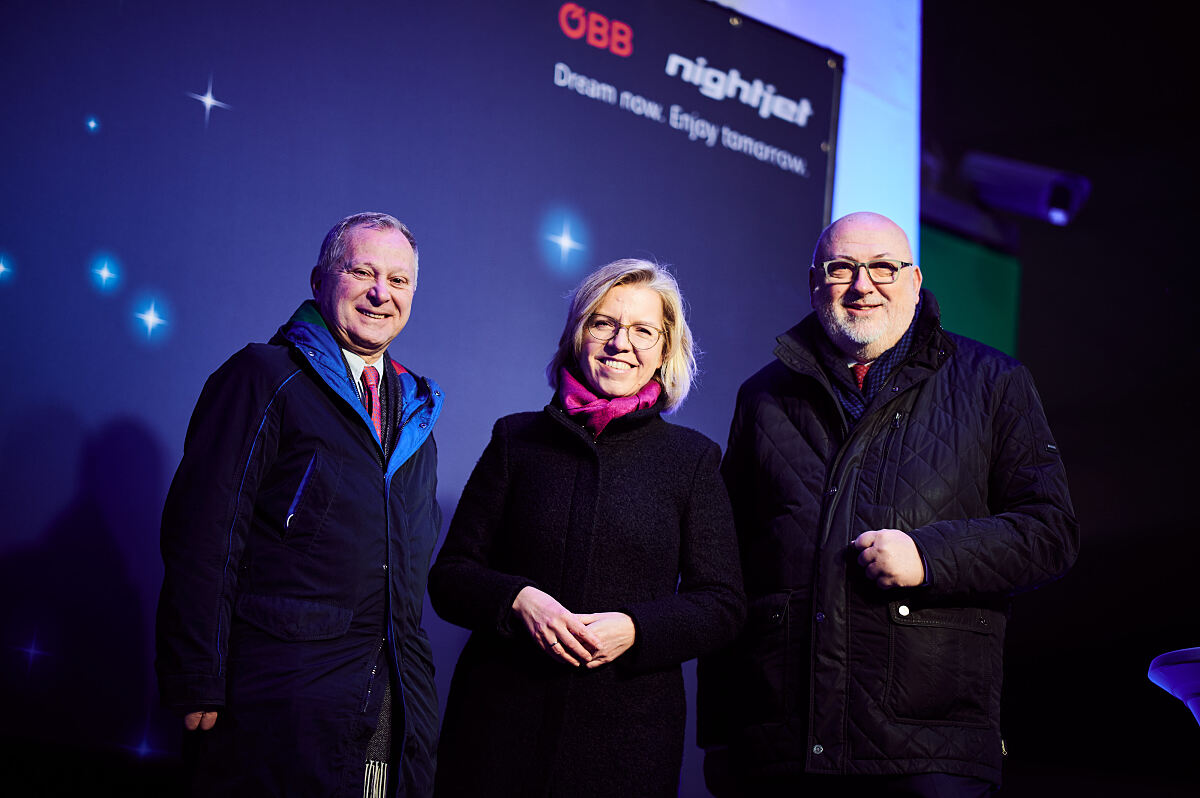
[2,0,1195,796]
[0,0,842,792]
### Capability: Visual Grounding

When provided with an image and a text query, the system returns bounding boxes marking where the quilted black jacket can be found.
[697,291,1078,785]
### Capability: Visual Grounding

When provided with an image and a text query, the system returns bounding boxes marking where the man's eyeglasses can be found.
[814,259,915,285]
[586,314,664,350]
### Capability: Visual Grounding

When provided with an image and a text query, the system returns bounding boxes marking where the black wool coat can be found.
[429,397,745,798]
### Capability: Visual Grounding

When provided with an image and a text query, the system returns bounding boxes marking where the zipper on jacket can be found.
[874,411,905,499]
[284,451,319,530]
[821,404,899,543]
[381,467,404,775]
[361,637,386,713]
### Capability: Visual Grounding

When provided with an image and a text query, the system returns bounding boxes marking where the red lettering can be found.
[558,3,585,39]
[558,4,633,57]
[586,12,609,49]
[609,20,633,57]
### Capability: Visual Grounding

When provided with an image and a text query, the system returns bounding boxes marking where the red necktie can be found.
[852,362,871,391]
[361,365,382,439]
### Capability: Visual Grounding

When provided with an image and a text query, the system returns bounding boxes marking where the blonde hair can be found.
[547,259,697,412]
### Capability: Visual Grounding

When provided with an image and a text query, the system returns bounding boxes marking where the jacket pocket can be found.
[873,410,905,501]
[235,593,353,641]
[883,602,1002,727]
[279,449,343,550]
[734,592,801,726]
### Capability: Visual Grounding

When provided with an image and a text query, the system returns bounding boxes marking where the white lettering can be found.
[668,105,719,147]
[720,125,808,175]
[664,53,815,127]
[620,90,663,122]
[553,61,617,104]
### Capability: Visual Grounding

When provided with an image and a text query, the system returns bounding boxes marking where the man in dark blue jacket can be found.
[699,212,1078,797]
[156,212,444,797]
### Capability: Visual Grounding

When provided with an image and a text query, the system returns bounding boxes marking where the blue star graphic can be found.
[95,263,116,285]
[16,635,48,674]
[85,116,100,134]
[538,208,591,275]
[0,258,10,281]
[546,222,585,265]
[187,75,232,127]
[90,253,121,292]
[136,302,167,337]
[125,735,161,758]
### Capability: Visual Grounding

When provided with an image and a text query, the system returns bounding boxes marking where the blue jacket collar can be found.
[279,300,443,476]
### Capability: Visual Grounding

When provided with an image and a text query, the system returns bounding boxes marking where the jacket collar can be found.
[773,289,955,389]
[277,300,444,475]
[546,388,667,446]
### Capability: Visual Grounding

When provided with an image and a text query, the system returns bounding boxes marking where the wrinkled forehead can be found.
[344,227,416,268]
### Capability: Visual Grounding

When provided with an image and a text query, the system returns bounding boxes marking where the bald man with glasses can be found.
[698,212,1079,797]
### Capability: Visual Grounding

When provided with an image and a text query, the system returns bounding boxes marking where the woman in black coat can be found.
[429,259,745,797]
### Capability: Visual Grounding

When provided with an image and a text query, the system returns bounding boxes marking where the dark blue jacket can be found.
[156,301,443,797]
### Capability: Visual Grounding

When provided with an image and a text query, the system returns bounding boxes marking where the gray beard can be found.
[816,302,885,356]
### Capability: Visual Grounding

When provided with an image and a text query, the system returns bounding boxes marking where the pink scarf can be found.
[558,367,662,437]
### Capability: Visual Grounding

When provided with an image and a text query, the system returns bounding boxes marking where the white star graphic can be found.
[0,260,9,278]
[94,262,116,287]
[136,302,167,337]
[546,222,585,265]
[187,75,231,127]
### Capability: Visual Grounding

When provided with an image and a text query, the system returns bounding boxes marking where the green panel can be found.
[918,224,1021,356]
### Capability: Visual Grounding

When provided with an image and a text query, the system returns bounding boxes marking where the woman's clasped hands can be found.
[512,585,636,669]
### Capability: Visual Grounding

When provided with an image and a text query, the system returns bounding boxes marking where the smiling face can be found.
[576,283,665,399]
[311,226,416,360]
[809,212,922,362]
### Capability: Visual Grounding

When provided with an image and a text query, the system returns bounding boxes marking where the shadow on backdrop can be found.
[0,412,182,795]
